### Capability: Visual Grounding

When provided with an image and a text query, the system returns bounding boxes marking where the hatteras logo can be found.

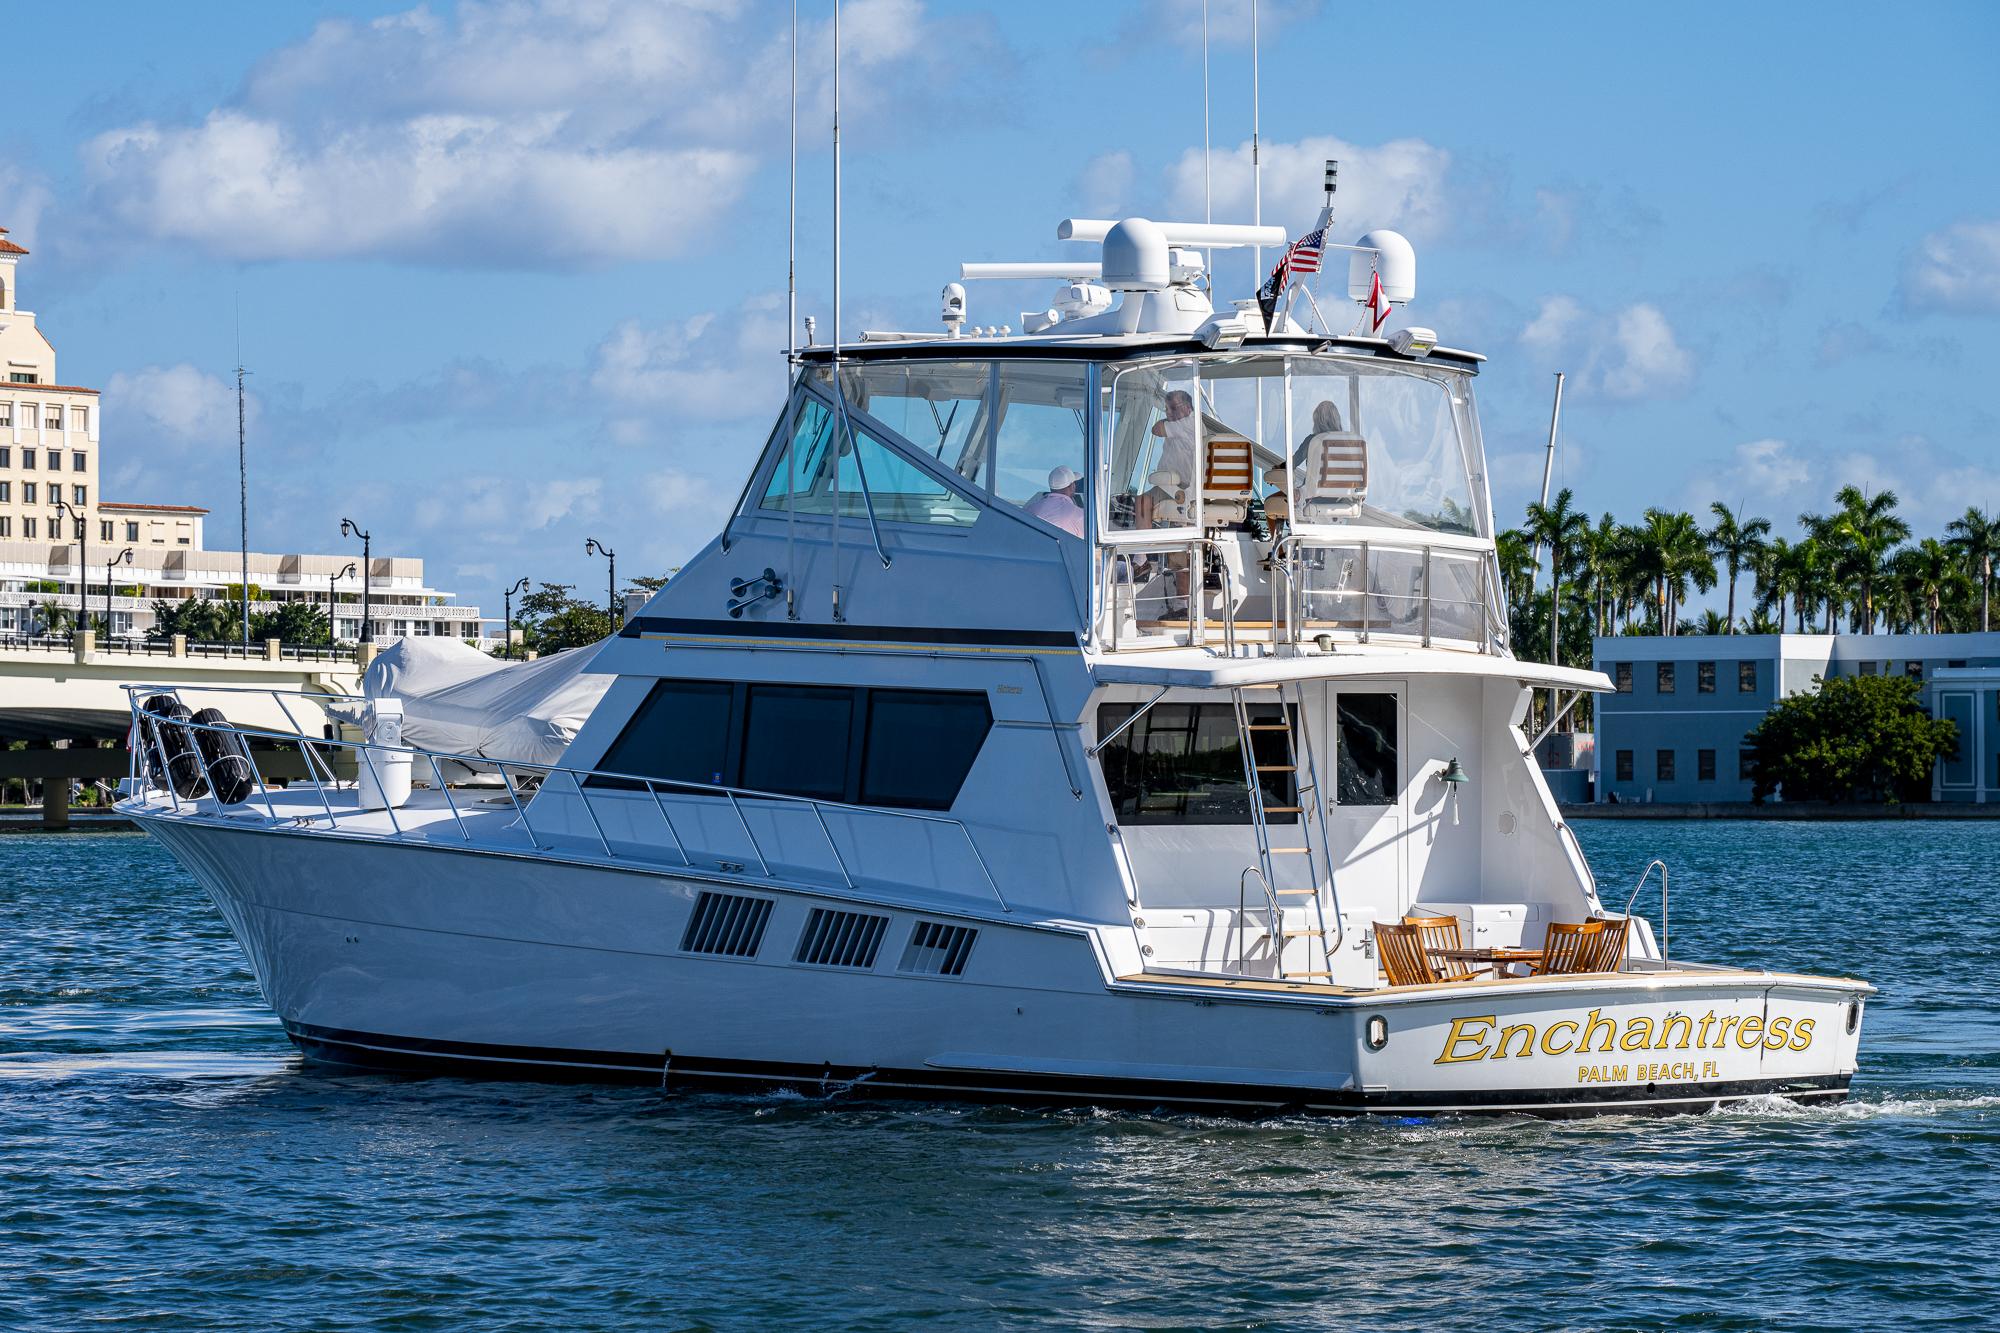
[1433,1009,1817,1065]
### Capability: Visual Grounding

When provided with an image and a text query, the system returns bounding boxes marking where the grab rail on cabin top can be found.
[1625,858,1668,966]
[119,684,1012,914]
[1097,531,1507,657]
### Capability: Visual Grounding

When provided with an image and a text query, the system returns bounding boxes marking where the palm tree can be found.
[1896,539,1962,634]
[1495,528,1535,618]
[1830,485,1909,633]
[1707,501,1771,634]
[1524,488,1591,665]
[1764,537,1821,633]
[1945,506,1999,632]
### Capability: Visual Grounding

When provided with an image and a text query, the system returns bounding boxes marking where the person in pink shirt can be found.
[1024,465,1086,537]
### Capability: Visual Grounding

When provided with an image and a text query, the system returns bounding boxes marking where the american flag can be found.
[1280,226,1326,277]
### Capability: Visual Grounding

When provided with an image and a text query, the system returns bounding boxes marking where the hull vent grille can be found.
[899,921,978,976]
[794,908,889,969]
[681,891,774,958]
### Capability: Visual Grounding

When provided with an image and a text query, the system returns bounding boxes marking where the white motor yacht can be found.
[119,199,1871,1116]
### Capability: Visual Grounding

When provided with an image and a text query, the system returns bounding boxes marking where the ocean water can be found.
[1,824,1994,1331]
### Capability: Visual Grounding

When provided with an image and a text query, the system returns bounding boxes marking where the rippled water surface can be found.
[2,825,1996,1330]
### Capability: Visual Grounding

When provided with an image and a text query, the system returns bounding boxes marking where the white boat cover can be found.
[339,637,613,766]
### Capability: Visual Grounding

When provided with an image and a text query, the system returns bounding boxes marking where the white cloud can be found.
[1600,304,1693,400]
[1165,134,1452,241]
[1694,435,2000,534]
[1516,296,1694,400]
[0,164,53,253]
[590,293,789,422]
[1520,295,1585,353]
[1078,151,1135,220]
[1900,218,2000,315]
[81,0,983,268]
[1146,0,1323,48]
[102,363,253,452]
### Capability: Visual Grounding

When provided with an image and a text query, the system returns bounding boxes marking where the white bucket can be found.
[355,698,412,811]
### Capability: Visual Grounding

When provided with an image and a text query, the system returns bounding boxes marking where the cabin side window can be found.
[1095,701,1297,826]
[593,678,991,811]
[1334,693,1397,806]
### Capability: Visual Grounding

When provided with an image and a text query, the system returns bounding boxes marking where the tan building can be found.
[0,227,101,547]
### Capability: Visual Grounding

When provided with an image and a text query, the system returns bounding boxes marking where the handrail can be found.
[119,685,1012,915]
[1237,865,1278,976]
[1625,858,1669,966]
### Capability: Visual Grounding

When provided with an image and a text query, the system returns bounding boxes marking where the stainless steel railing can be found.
[121,684,1012,914]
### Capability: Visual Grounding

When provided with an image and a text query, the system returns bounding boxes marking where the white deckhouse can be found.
[120,205,1871,1115]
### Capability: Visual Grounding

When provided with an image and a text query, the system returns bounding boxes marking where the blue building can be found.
[1591,633,2000,804]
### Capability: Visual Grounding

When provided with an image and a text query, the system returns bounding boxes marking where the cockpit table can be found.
[1437,946,1546,980]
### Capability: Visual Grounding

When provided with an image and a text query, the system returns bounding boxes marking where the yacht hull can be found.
[140,814,1866,1118]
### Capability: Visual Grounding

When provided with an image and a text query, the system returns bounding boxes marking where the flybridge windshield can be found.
[1107,354,1486,539]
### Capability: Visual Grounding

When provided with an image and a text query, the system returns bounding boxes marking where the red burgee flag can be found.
[1368,269,1392,333]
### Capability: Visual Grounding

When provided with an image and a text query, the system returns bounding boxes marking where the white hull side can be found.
[144,816,1865,1115]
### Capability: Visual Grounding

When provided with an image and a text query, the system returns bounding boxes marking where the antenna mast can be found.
[787,0,797,365]
[236,363,249,652]
[830,0,843,620]
[1202,0,1212,276]
[1529,370,1566,579]
[1249,0,1261,286]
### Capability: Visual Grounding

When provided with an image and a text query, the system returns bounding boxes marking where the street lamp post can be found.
[329,561,357,646]
[585,538,617,630]
[51,495,84,637]
[503,577,529,660]
[340,519,373,644]
[105,547,134,641]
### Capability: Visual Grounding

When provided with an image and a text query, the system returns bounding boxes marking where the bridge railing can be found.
[119,684,1012,913]
[1,632,353,662]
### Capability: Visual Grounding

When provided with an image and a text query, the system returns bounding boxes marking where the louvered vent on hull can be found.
[899,921,978,976]
[793,908,890,969]
[680,891,774,958]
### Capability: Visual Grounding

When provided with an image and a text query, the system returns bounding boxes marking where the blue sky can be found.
[3,0,1997,616]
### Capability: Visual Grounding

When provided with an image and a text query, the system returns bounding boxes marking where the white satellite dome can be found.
[1347,229,1416,305]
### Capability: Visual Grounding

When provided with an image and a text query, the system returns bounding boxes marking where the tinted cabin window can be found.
[597,680,734,786]
[1096,702,1296,825]
[861,689,992,810]
[741,685,854,801]
[1335,693,1397,806]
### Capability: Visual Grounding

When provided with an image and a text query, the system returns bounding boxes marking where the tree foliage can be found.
[513,582,615,654]
[146,596,329,645]
[1744,673,1956,804]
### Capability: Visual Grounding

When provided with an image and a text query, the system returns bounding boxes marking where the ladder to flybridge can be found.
[1230,684,1342,980]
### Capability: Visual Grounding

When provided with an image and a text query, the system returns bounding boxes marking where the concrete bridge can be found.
[1,631,365,826]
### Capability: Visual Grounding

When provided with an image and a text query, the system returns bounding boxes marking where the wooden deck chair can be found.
[1404,913,1465,972]
[1376,921,1481,987]
[1583,915,1631,973]
[1532,919,1607,976]
[1202,436,1255,525]
[1307,431,1368,506]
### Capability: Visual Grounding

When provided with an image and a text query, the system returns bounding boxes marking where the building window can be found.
[1697,749,1716,781]
[47,449,62,470]
[1656,749,1675,781]
[1099,700,1299,825]
[0,406,9,428]
[125,521,139,541]
[0,445,7,466]
[0,481,8,502]
[22,516,34,539]
[1859,661,1877,676]
[1697,661,1716,693]
[0,517,9,538]
[73,408,87,433]
[8,372,34,384]
[1738,661,1757,693]
[72,451,85,471]
[98,520,111,541]
[1615,750,1633,782]
[69,518,83,540]
[22,448,34,468]
[72,485,85,505]
[21,482,33,504]
[1657,662,1675,693]
[1613,662,1632,693]
[43,407,61,430]
[1905,661,1923,679]
[1739,748,1756,781]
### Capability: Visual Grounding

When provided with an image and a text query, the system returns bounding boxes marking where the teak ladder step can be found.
[1267,847,1310,854]
[1282,928,1324,938]
[1245,724,1290,732]
[1262,805,1302,814]
[1275,887,1319,896]
[1254,764,1297,772]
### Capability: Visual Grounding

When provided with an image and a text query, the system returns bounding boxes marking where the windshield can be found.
[1105,353,1484,539]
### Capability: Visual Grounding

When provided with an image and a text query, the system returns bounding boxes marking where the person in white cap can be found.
[1024,464,1086,536]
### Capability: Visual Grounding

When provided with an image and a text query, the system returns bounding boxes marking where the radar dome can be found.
[1346,229,1416,305]
[1100,218,1171,290]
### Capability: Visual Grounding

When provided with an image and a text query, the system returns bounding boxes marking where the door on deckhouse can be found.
[1321,684,1408,917]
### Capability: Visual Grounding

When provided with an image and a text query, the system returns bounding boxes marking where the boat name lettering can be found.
[1432,1010,1818,1064]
